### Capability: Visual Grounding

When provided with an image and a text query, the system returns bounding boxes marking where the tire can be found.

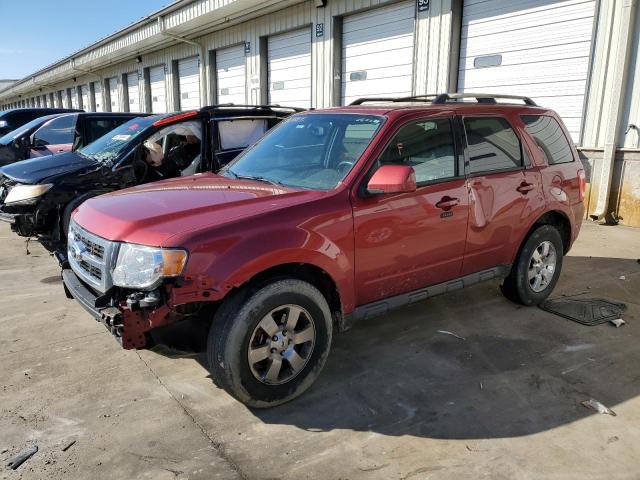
[501,225,564,306]
[207,279,333,408]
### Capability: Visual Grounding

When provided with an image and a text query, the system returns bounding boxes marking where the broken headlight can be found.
[4,184,53,204]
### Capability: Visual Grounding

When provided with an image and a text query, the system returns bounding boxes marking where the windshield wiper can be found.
[228,171,284,187]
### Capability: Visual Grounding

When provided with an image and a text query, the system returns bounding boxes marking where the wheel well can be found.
[246,263,342,317]
[531,211,572,253]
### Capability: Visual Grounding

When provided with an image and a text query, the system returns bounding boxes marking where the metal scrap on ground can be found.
[6,444,38,470]
[436,330,466,341]
[581,399,617,416]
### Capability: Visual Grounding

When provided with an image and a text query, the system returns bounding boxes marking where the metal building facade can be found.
[0,0,638,226]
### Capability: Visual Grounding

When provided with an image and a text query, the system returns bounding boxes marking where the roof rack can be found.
[349,93,537,107]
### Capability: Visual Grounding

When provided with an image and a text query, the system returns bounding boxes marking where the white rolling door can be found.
[268,28,311,108]
[108,77,120,112]
[70,87,78,109]
[178,57,200,110]
[62,90,69,109]
[93,82,103,112]
[458,0,597,142]
[126,72,140,112]
[216,44,246,105]
[341,1,416,105]
[149,65,167,113]
[42,95,48,108]
[80,85,89,111]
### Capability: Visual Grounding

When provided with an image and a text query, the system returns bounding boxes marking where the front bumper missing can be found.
[62,269,150,349]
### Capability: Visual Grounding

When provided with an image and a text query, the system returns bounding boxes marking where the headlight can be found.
[112,243,188,290]
[4,184,53,204]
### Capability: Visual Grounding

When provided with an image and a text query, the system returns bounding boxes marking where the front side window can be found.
[222,113,384,190]
[33,114,77,146]
[464,116,522,174]
[375,118,456,183]
[142,120,203,178]
[521,115,574,165]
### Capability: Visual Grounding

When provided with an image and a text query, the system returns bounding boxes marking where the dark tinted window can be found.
[378,118,456,183]
[33,115,77,146]
[464,117,522,173]
[85,118,128,145]
[521,115,574,164]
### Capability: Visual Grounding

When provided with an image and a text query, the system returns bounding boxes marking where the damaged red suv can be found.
[62,93,585,407]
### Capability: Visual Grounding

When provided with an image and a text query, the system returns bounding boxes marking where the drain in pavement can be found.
[539,297,627,326]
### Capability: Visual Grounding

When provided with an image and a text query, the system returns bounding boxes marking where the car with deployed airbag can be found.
[0,105,300,251]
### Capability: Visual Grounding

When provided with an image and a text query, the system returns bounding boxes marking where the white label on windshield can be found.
[112,134,131,141]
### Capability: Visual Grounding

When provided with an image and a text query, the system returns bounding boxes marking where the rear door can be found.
[352,114,469,306]
[460,114,543,275]
[79,116,132,149]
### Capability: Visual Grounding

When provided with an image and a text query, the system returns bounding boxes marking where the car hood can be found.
[0,152,97,184]
[73,173,326,247]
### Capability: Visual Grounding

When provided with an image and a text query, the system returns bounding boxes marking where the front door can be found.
[352,116,469,306]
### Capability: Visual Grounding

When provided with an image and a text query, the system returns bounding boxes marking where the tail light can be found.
[577,169,586,202]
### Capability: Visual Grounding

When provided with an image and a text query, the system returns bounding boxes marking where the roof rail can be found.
[431,93,537,106]
[202,104,306,112]
[349,93,537,107]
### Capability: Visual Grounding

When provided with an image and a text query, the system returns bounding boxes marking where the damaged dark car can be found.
[0,105,299,251]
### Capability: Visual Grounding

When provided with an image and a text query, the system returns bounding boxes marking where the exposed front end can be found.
[62,220,190,349]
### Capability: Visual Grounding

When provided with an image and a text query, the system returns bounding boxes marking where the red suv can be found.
[61,93,586,407]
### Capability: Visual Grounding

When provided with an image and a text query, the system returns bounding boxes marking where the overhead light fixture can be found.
[73,77,77,82]
[136,55,142,63]
[314,0,327,7]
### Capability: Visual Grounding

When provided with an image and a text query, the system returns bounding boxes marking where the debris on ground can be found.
[436,330,466,340]
[581,399,617,416]
[540,298,627,326]
[610,318,626,328]
[619,275,626,281]
[6,445,38,470]
[0,448,7,454]
[61,440,76,452]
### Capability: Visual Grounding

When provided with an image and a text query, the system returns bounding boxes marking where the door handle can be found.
[517,182,535,194]
[435,196,460,210]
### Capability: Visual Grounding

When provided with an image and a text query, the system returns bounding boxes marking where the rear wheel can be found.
[501,225,564,306]
[207,279,333,408]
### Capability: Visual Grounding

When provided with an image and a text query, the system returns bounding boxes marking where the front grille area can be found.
[68,221,118,293]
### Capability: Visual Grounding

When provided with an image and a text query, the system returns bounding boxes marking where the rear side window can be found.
[521,115,574,164]
[217,119,268,150]
[463,117,522,173]
[33,115,77,146]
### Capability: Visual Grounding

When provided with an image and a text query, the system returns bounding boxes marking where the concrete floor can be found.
[1,221,639,480]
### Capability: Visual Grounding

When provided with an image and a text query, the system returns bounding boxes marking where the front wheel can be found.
[501,225,564,306]
[207,279,333,408]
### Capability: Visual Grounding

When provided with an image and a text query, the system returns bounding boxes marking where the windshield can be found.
[0,114,60,145]
[78,116,157,163]
[221,113,384,190]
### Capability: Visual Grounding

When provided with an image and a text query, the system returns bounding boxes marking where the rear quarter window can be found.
[521,115,574,164]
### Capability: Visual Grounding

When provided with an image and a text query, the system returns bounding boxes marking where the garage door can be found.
[216,44,246,105]
[126,72,140,113]
[458,0,597,142]
[149,65,167,113]
[108,78,120,112]
[268,28,311,108]
[72,87,80,109]
[93,82,103,112]
[178,57,200,110]
[341,0,416,105]
[80,85,89,111]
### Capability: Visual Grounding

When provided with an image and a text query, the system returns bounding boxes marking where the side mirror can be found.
[366,165,416,195]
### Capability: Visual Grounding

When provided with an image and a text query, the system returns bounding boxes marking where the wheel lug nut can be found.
[270,348,276,353]
[272,336,278,341]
